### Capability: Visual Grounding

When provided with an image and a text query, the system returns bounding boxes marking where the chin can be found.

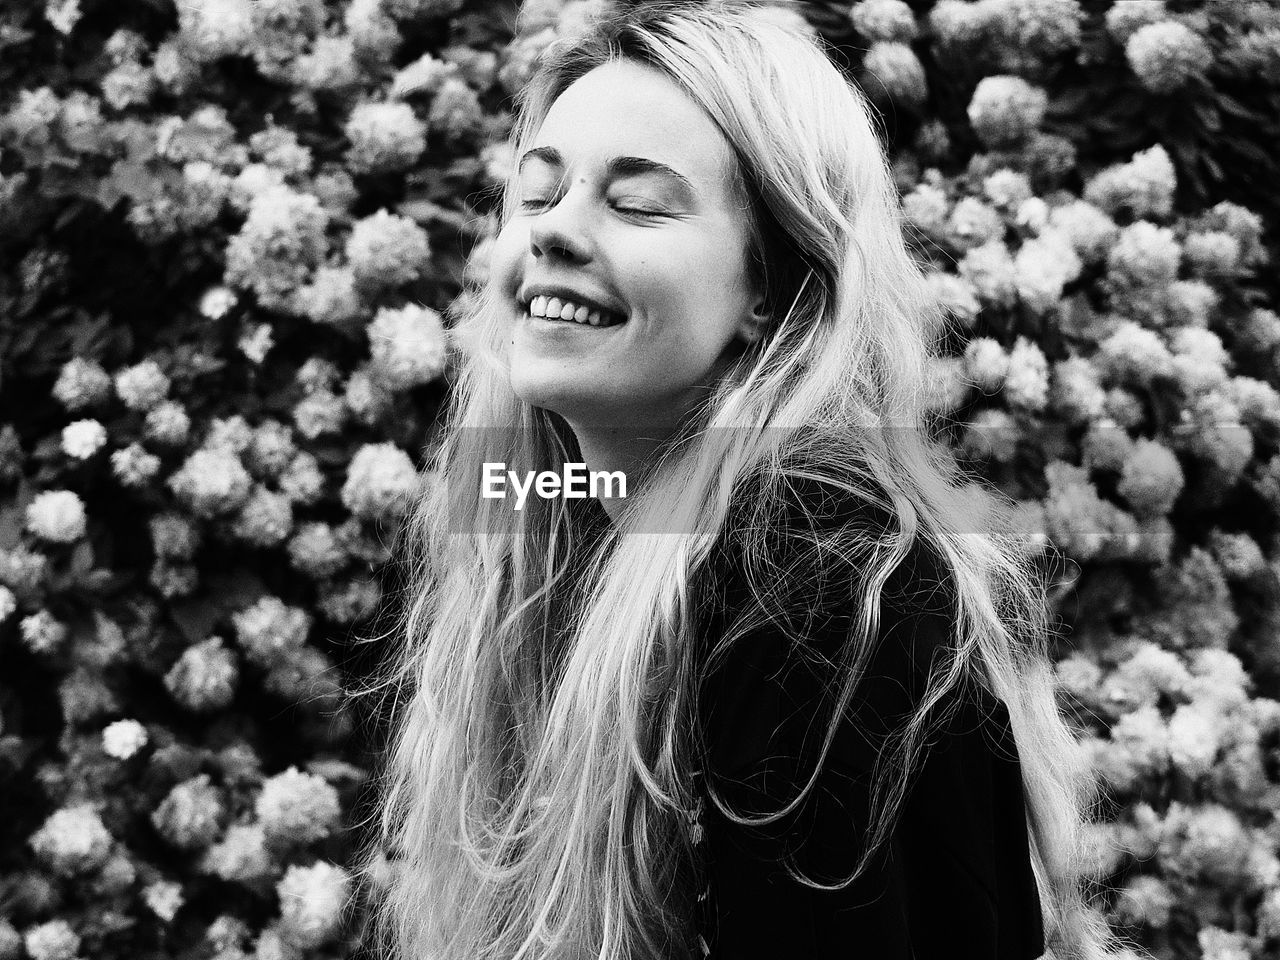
[509,369,583,420]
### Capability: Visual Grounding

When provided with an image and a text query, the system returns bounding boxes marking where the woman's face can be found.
[489,59,764,435]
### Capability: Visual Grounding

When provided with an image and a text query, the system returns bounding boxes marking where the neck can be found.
[564,421,674,524]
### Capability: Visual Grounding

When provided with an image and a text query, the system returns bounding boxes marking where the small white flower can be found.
[344,100,427,174]
[963,337,1009,392]
[61,418,107,459]
[52,357,111,410]
[144,401,192,446]
[0,585,16,624]
[390,52,454,98]
[111,443,161,487]
[200,285,237,319]
[967,75,1047,148]
[341,442,420,521]
[849,0,917,42]
[23,920,80,960]
[29,805,112,876]
[20,610,68,654]
[102,718,149,759]
[238,322,274,364]
[168,447,253,517]
[257,767,342,844]
[114,359,170,411]
[45,0,82,35]
[1004,337,1050,411]
[276,861,351,949]
[25,490,87,543]
[368,303,448,390]
[1125,20,1212,94]
[224,185,329,312]
[143,879,185,922]
[1014,230,1081,313]
[346,209,430,290]
[1014,197,1049,233]
[176,0,255,59]
[165,636,239,711]
[232,595,311,667]
[201,822,273,881]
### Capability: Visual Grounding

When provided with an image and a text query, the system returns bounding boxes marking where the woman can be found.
[359,2,1136,959]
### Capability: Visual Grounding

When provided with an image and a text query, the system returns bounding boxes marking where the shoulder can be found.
[704,471,959,680]
[694,472,972,772]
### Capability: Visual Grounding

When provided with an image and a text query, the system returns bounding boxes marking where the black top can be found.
[687,481,1046,960]
[569,487,1045,959]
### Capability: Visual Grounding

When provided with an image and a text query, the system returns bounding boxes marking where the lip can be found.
[517,282,628,323]
[524,311,626,334]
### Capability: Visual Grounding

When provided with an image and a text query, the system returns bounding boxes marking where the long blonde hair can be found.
[355,3,1137,959]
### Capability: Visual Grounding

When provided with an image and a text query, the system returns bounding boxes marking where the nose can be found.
[527,183,593,264]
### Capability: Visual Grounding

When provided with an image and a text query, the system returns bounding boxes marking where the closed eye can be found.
[516,198,667,218]
[614,203,666,217]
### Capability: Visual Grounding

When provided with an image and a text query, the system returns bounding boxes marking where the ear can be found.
[738,298,770,344]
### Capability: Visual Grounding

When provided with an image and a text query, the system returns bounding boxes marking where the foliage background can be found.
[1,0,1279,958]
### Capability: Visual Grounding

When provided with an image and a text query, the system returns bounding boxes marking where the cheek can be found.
[485,226,526,292]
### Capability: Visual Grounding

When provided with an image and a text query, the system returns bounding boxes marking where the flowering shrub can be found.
[0,0,1278,958]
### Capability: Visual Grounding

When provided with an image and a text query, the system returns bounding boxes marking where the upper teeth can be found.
[527,295,621,327]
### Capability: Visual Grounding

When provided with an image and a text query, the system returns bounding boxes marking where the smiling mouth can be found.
[525,295,627,328]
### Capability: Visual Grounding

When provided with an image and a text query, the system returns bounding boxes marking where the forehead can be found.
[530,59,737,195]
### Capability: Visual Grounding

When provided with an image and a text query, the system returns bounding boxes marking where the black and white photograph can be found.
[2,1,1279,958]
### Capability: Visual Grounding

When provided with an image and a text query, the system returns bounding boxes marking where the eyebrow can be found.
[517,145,699,198]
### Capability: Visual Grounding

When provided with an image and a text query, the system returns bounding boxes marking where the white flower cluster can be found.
[25,489,87,543]
[60,418,107,459]
[1125,20,1213,94]
[275,860,351,948]
[20,610,68,654]
[368,303,449,390]
[151,774,226,850]
[165,636,240,711]
[175,0,255,61]
[1046,199,1118,264]
[102,718,149,759]
[29,804,113,875]
[225,186,329,311]
[344,100,427,174]
[1105,0,1168,45]
[930,0,1083,74]
[150,512,200,560]
[1013,230,1081,313]
[967,76,1048,148]
[1083,144,1176,220]
[144,400,192,445]
[1004,336,1050,410]
[293,264,363,325]
[168,446,253,517]
[341,442,420,522]
[849,0,917,42]
[201,822,273,882]
[231,595,311,669]
[944,196,1003,250]
[346,208,431,290]
[23,920,80,960]
[862,42,927,108]
[255,767,342,844]
[286,522,347,579]
[52,357,111,410]
[1116,439,1184,517]
[231,486,295,547]
[1106,220,1181,293]
[0,585,15,625]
